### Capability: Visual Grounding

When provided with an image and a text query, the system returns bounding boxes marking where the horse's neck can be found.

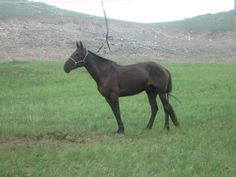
[85,52,113,85]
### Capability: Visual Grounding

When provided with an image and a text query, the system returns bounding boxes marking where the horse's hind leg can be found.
[146,90,158,129]
[159,93,179,127]
[164,94,170,130]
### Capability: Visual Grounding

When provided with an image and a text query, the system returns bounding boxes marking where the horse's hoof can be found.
[146,126,153,129]
[164,126,170,130]
[115,132,124,137]
[116,130,124,134]
[115,128,124,135]
[114,131,124,137]
[144,127,152,131]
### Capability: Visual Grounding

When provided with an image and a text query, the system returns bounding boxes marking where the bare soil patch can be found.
[0,133,98,148]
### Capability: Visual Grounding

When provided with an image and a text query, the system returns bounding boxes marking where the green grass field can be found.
[0,61,235,177]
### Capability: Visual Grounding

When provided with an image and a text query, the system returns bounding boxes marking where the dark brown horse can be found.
[64,41,179,134]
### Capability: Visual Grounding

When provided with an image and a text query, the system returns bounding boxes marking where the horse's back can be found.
[117,62,169,83]
[116,62,170,93]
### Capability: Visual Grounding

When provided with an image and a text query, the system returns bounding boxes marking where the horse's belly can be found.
[119,81,146,96]
[119,89,144,97]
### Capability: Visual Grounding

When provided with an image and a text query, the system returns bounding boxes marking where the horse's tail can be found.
[166,69,172,93]
[168,93,182,104]
[165,71,180,127]
[166,70,181,104]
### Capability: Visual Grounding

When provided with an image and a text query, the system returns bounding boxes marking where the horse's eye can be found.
[74,53,80,59]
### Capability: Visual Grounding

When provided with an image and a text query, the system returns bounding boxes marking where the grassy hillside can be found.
[0,0,80,16]
[0,0,233,31]
[0,61,235,177]
[159,10,234,31]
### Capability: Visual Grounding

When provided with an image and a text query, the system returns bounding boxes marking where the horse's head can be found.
[64,41,88,73]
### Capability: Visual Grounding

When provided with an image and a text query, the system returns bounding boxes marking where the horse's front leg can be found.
[105,95,124,134]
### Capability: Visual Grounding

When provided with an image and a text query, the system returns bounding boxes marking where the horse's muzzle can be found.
[64,63,71,73]
[64,69,70,73]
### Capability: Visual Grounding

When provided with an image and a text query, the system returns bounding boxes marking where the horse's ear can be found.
[76,41,80,48]
[79,41,84,50]
[79,41,86,51]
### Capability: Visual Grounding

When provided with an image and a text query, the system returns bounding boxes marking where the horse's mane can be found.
[89,50,117,65]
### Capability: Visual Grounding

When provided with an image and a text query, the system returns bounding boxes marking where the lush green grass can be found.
[0,61,235,177]
[158,10,234,31]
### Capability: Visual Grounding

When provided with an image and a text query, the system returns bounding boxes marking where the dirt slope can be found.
[0,15,235,63]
